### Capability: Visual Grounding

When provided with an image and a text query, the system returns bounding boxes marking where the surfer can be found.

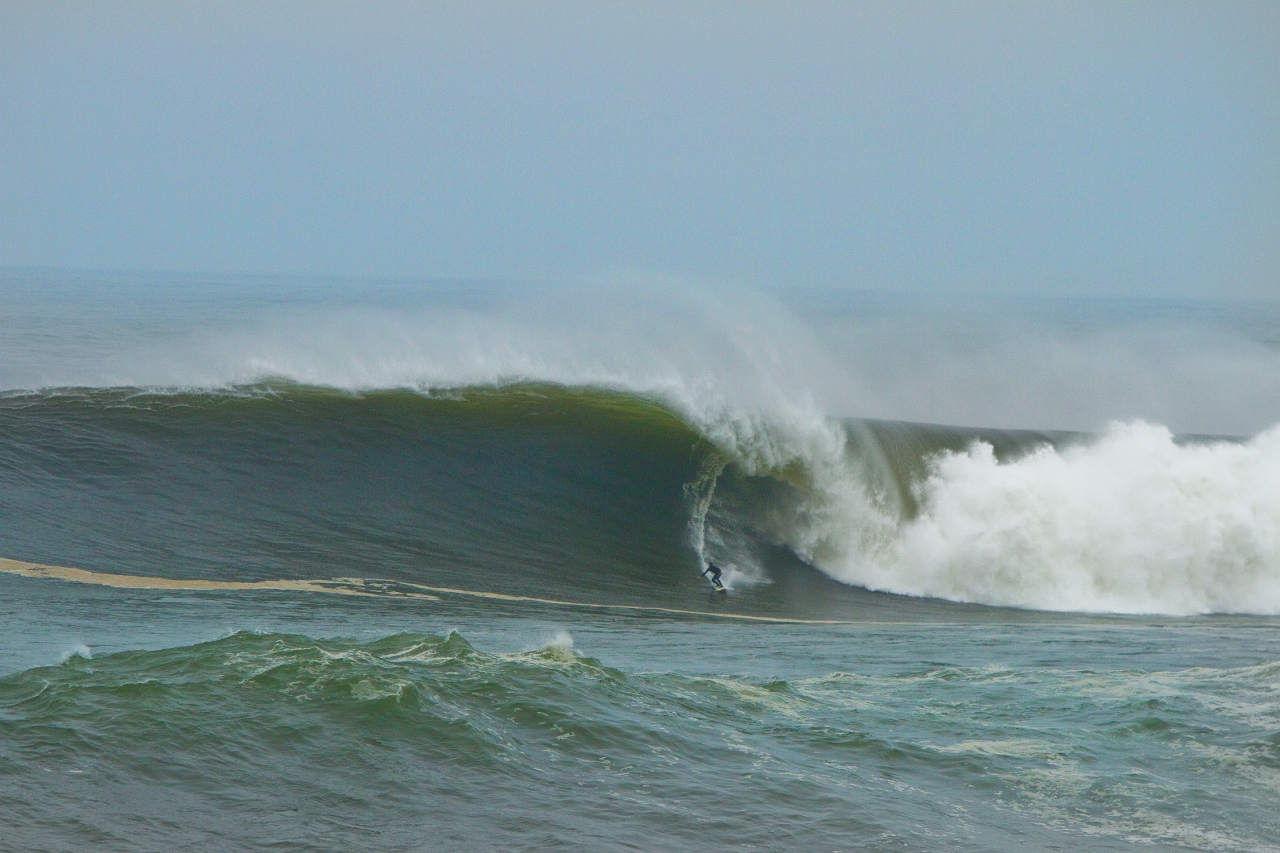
[701,562,724,589]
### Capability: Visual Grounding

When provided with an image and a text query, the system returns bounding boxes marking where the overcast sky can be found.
[2,1,1277,298]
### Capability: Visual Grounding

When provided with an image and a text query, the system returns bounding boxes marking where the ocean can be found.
[2,270,1279,852]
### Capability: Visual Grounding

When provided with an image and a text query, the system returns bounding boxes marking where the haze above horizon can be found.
[2,1,1277,299]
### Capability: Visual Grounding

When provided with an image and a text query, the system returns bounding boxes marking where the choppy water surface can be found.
[2,272,1279,851]
[4,579,1279,853]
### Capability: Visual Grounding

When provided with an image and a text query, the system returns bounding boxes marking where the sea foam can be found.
[797,421,1280,614]
[5,275,1279,614]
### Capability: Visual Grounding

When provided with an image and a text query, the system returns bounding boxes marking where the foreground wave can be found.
[2,383,1278,615]
[3,628,1277,852]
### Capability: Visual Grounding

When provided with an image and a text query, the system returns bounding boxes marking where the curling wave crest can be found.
[5,277,1279,615]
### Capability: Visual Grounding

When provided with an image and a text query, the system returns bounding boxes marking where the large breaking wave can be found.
[2,274,1279,615]
[3,383,1278,616]
[802,420,1280,614]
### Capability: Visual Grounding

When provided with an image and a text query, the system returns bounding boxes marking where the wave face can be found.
[2,383,1278,616]
[0,387,711,605]
[2,272,1279,616]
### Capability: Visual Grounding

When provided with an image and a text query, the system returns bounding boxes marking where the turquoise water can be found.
[2,273,1279,851]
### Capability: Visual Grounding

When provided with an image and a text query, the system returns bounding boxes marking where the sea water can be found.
[2,270,1278,852]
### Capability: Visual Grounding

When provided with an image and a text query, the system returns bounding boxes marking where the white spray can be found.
[6,275,1280,614]
[787,421,1280,614]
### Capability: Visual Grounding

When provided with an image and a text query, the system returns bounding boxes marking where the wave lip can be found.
[809,421,1280,615]
[5,381,1280,617]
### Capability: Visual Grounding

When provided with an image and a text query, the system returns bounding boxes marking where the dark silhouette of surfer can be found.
[701,562,724,589]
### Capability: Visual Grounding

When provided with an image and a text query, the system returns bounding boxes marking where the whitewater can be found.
[3,270,1279,616]
[6,271,1280,853]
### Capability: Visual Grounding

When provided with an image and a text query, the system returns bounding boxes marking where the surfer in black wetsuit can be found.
[702,562,723,587]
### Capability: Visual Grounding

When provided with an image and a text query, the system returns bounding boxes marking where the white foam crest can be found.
[96,284,858,465]
[118,293,1280,615]
[520,630,579,663]
[544,631,575,654]
[8,277,1280,614]
[799,422,1280,614]
[60,643,92,663]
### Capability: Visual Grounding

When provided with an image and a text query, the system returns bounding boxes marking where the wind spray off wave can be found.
[3,273,1280,616]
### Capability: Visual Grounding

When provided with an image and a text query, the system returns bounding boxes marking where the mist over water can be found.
[5,271,1280,852]
[4,270,1279,434]
[2,270,1279,616]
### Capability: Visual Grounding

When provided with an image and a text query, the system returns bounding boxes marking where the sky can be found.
[1,1,1277,299]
